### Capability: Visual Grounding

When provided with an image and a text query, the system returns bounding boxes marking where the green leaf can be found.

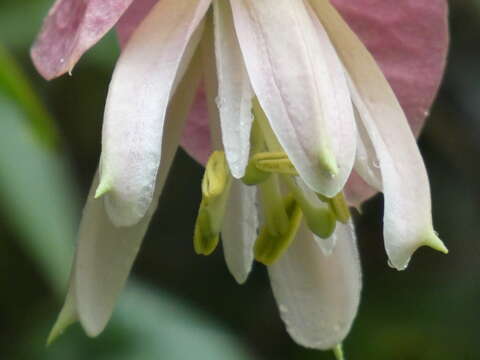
[27,281,256,360]
[0,44,58,148]
[0,93,77,294]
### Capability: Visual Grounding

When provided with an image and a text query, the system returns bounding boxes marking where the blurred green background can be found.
[0,1,479,359]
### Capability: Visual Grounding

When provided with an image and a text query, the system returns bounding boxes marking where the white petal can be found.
[75,56,203,336]
[47,279,77,344]
[213,0,254,178]
[99,0,211,227]
[221,180,258,284]
[230,0,355,197]
[310,1,447,269]
[268,222,361,350]
[353,109,382,191]
[313,233,336,257]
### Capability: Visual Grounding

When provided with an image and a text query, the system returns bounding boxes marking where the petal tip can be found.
[333,344,345,360]
[94,178,112,199]
[388,231,449,271]
[424,232,448,255]
[46,308,77,346]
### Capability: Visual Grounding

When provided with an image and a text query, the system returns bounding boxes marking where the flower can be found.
[32,0,449,354]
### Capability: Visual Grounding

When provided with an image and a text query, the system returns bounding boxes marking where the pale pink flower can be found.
[32,0,449,353]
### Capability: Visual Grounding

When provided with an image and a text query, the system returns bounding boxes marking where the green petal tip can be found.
[94,178,112,199]
[333,344,345,360]
[424,232,449,254]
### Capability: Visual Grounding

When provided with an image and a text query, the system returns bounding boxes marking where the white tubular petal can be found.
[75,55,202,337]
[230,0,355,197]
[99,0,211,227]
[313,233,336,257]
[47,281,77,345]
[353,109,382,191]
[268,222,361,350]
[221,180,258,284]
[310,1,447,269]
[213,0,254,178]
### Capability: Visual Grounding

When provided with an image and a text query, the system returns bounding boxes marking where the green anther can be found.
[194,151,231,256]
[254,195,303,266]
[328,192,351,224]
[194,200,220,255]
[303,206,336,239]
[242,158,271,185]
[259,175,289,236]
[202,151,229,200]
[316,191,351,224]
[282,176,336,239]
[253,152,299,176]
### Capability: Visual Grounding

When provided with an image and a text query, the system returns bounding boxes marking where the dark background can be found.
[0,1,479,359]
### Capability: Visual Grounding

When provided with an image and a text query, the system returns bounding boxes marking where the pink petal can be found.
[332,0,449,136]
[31,0,135,80]
[116,0,159,47]
[180,87,211,165]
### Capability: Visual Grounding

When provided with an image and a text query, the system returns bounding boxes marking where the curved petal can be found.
[230,0,355,197]
[353,110,382,191]
[31,0,134,80]
[311,1,447,269]
[99,0,210,227]
[50,54,202,337]
[75,172,151,336]
[268,222,361,350]
[213,0,254,178]
[329,0,449,204]
[221,180,258,284]
[116,0,159,47]
[332,0,449,135]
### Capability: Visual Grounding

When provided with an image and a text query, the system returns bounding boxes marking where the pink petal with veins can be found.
[31,0,135,80]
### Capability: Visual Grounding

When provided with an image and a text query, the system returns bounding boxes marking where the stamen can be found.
[328,192,351,224]
[255,195,303,265]
[194,151,231,255]
[283,176,336,239]
[259,175,289,236]
[242,158,270,185]
[253,152,299,176]
[252,97,339,177]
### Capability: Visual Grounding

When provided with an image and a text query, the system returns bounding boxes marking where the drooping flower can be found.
[32,0,449,354]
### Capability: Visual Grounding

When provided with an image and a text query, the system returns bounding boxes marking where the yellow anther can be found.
[328,192,351,224]
[304,206,336,239]
[282,176,336,239]
[242,158,271,185]
[202,151,229,200]
[194,151,231,256]
[194,200,220,255]
[316,191,351,224]
[255,195,303,266]
[253,152,299,176]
